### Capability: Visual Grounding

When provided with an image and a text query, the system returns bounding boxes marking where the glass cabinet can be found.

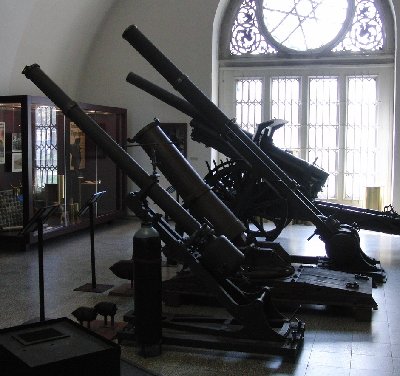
[0,95,127,251]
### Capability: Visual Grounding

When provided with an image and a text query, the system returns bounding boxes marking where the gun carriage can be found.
[122,29,388,282]
[22,25,386,355]
[133,119,376,320]
[23,63,306,357]
[202,119,400,240]
[125,73,400,243]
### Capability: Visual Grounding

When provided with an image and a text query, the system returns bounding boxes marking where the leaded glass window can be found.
[225,0,391,56]
[270,77,300,156]
[308,77,339,199]
[260,0,349,51]
[34,106,58,194]
[333,0,384,52]
[235,79,263,132]
[220,0,394,204]
[230,0,276,55]
[345,76,379,200]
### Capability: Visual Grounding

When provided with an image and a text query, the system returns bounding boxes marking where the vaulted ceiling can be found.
[0,0,117,96]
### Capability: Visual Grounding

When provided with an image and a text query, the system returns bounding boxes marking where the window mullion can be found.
[337,74,347,202]
[264,74,270,122]
[300,75,308,161]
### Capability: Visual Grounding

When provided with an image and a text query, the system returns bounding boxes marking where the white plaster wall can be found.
[77,0,221,185]
[0,0,115,97]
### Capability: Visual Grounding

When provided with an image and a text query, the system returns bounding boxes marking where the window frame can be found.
[219,0,395,65]
[219,63,394,204]
[218,0,395,205]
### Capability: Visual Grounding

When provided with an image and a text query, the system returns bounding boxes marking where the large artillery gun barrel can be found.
[122,26,334,237]
[127,71,329,198]
[126,73,328,198]
[21,63,245,299]
[20,63,258,292]
[126,72,201,120]
[316,201,400,236]
[122,25,379,271]
[22,63,305,348]
[134,120,294,277]
[133,120,246,243]
[125,74,399,241]
[126,72,250,159]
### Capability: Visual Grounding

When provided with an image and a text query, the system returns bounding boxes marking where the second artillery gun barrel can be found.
[133,121,246,242]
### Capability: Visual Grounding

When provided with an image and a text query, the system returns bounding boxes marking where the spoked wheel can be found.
[204,160,291,241]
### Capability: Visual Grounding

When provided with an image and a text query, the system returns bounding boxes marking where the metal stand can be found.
[19,205,59,322]
[74,191,113,293]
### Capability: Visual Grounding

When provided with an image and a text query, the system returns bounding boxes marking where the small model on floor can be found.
[94,302,118,327]
[71,307,98,328]
[72,302,122,341]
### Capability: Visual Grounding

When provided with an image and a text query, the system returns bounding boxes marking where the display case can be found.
[0,95,127,251]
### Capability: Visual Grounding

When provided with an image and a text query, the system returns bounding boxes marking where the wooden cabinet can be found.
[0,95,127,250]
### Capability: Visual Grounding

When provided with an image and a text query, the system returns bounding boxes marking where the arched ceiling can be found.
[0,0,117,96]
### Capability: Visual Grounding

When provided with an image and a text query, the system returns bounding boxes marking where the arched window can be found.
[219,0,395,205]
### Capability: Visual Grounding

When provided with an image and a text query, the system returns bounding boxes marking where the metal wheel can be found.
[204,160,291,241]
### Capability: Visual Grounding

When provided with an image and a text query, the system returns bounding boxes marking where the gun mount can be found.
[202,119,400,240]
[22,63,305,356]
[122,25,385,281]
[132,119,377,321]
[125,72,400,240]
[126,72,400,241]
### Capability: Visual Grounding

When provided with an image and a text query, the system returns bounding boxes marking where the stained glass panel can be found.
[235,78,263,133]
[230,0,277,55]
[261,0,348,51]
[229,0,386,55]
[332,0,383,52]
[270,77,300,157]
[34,106,58,193]
[345,76,378,200]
